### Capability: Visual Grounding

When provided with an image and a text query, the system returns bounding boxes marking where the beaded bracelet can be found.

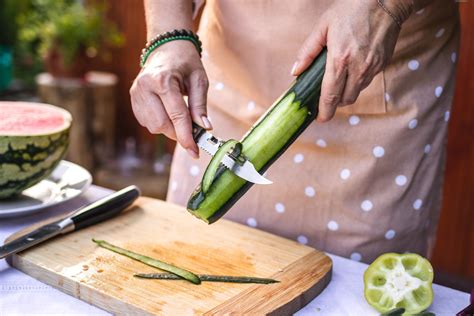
[140,29,202,67]
[376,0,402,29]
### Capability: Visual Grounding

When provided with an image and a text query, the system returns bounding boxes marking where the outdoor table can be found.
[0,185,469,315]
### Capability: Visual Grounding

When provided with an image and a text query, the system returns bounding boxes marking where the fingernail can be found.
[291,62,299,76]
[187,148,199,159]
[201,115,213,130]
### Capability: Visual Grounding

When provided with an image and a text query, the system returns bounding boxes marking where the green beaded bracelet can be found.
[140,29,202,67]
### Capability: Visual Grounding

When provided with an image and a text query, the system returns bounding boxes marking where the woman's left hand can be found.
[292,0,414,122]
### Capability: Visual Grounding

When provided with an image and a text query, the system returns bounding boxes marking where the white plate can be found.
[0,161,92,218]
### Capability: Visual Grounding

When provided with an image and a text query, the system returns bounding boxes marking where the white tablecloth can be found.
[0,185,469,315]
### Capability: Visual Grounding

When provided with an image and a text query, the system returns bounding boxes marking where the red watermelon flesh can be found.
[0,102,71,136]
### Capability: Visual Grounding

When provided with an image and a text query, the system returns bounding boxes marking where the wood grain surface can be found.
[7,197,332,315]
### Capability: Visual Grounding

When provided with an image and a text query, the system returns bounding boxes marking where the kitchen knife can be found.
[0,185,140,259]
[192,123,272,185]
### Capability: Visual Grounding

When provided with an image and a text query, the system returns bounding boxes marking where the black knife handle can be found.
[71,185,140,231]
[192,122,206,143]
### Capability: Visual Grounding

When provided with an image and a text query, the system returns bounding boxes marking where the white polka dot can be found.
[293,153,304,164]
[305,186,316,197]
[297,235,308,245]
[435,28,445,38]
[395,175,407,186]
[408,60,419,71]
[170,181,178,192]
[349,115,360,126]
[247,101,255,111]
[424,144,432,154]
[246,217,257,227]
[189,165,200,176]
[373,146,385,158]
[413,199,423,210]
[361,200,373,212]
[202,50,209,58]
[408,119,418,129]
[316,139,327,148]
[385,229,396,240]
[275,203,285,213]
[340,169,351,180]
[435,86,443,98]
[385,93,391,102]
[327,220,339,231]
[350,252,362,262]
[214,82,224,90]
[451,52,457,63]
[444,111,450,122]
[416,8,425,15]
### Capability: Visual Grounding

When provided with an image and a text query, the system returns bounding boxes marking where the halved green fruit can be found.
[364,253,434,315]
[0,102,71,199]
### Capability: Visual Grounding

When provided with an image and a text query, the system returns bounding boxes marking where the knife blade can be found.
[192,122,272,184]
[0,185,140,259]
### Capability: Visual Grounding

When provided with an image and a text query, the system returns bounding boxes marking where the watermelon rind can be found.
[0,103,72,199]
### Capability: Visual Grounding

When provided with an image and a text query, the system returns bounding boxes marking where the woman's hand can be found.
[292,0,414,122]
[130,40,211,158]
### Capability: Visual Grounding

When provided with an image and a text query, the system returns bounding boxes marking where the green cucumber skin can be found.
[188,49,327,223]
[202,139,240,193]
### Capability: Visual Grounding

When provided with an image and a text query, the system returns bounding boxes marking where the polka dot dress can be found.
[167,0,460,264]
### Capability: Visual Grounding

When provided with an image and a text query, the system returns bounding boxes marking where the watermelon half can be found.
[0,102,72,199]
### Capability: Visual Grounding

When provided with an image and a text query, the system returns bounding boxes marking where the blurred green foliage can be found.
[0,0,29,90]
[17,0,124,66]
[0,0,29,46]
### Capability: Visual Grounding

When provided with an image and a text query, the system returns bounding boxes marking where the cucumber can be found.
[188,49,327,223]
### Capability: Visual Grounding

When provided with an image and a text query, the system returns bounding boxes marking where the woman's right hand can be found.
[130,40,211,159]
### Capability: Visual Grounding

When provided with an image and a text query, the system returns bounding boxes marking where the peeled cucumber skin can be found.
[202,139,240,193]
[188,49,327,223]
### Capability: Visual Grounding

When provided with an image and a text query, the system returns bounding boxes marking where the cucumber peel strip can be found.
[134,273,279,284]
[92,239,201,285]
[202,139,241,193]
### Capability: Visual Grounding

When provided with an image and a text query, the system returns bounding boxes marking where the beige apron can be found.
[167,0,460,263]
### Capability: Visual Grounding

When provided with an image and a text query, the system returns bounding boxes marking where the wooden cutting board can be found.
[7,197,332,315]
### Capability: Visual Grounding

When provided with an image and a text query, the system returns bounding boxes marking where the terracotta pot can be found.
[43,45,89,78]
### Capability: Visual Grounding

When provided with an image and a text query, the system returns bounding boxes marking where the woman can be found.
[130,0,459,263]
